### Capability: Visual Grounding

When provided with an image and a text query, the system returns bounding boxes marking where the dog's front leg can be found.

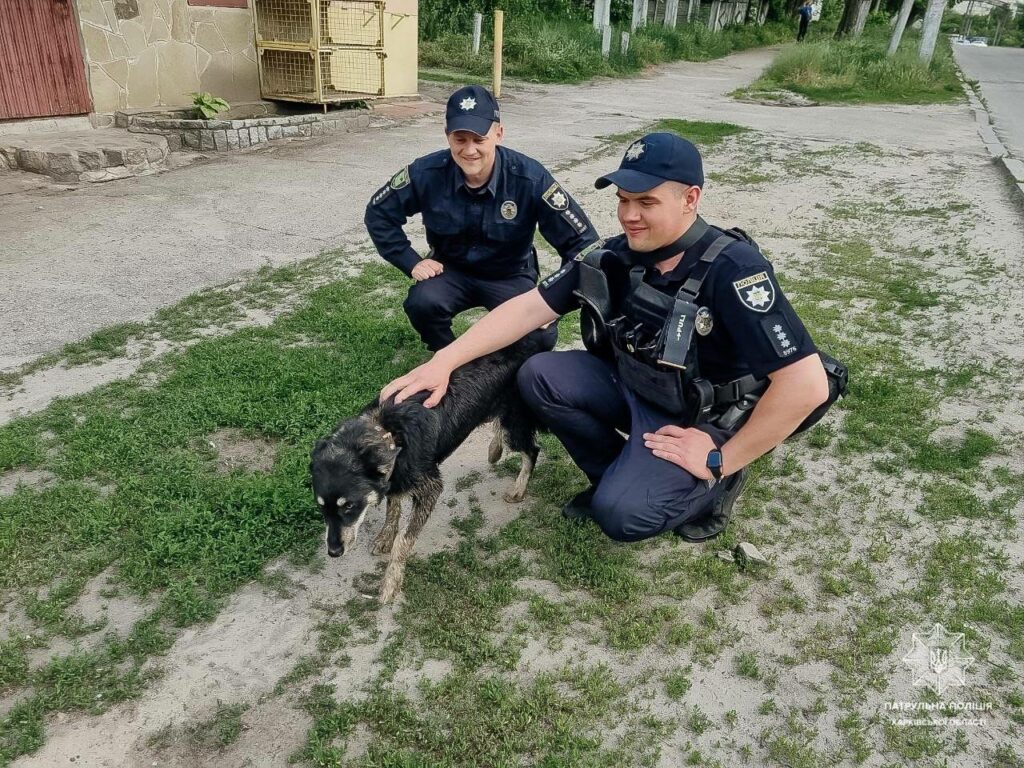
[371,495,403,556]
[503,449,537,504]
[379,474,442,604]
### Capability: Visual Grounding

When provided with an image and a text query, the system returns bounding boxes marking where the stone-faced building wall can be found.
[75,0,260,114]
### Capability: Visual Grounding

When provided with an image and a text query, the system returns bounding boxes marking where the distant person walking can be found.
[797,0,813,41]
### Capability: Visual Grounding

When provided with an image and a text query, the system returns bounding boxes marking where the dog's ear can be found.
[357,431,400,478]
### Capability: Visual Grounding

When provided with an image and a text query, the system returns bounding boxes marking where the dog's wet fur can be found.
[310,335,544,603]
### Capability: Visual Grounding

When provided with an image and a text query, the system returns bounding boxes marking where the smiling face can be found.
[616,181,702,253]
[446,123,503,184]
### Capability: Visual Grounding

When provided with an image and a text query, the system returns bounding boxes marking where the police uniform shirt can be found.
[537,228,818,383]
[364,145,598,280]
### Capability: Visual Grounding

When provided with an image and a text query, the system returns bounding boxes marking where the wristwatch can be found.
[706,449,724,480]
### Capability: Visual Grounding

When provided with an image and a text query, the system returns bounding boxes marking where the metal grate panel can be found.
[253,0,313,45]
[319,1,384,47]
[260,48,317,100]
[320,48,384,96]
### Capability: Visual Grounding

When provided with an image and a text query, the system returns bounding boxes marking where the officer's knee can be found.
[403,283,448,323]
[590,492,655,543]
[516,352,559,401]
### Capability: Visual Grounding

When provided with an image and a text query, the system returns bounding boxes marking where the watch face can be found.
[707,450,723,469]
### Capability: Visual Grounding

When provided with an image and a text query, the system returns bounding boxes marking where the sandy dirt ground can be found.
[3,44,1023,768]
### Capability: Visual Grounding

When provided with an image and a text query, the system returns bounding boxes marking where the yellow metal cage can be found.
[254,0,404,104]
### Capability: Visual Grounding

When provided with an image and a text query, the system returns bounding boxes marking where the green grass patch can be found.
[422,19,794,84]
[744,32,961,104]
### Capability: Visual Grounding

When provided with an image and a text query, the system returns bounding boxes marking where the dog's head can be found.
[310,417,400,557]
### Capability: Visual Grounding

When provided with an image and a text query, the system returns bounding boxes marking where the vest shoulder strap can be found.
[676,232,740,300]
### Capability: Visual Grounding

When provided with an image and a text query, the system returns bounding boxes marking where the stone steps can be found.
[0,130,169,183]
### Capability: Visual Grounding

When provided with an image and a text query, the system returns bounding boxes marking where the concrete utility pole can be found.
[665,0,680,27]
[708,0,721,30]
[918,0,944,63]
[887,0,913,55]
[593,0,607,30]
[602,24,612,57]
[472,12,482,54]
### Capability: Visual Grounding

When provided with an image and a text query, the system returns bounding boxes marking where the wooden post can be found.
[493,10,503,97]
[472,12,482,55]
[687,0,698,23]
[602,24,612,57]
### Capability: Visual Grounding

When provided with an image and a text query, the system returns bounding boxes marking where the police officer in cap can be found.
[381,133,829,542]
[364,85,598,351]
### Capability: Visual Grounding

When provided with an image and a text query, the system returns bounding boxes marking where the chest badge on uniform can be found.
[625,141,645,161]
[695,306,714,336]
[542,182,569,211]
[501,201,518,220]
[732,271,776,313]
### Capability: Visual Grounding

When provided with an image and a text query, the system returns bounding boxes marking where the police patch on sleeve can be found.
[561,209,588,234]
[760,315,798,359]
[540,261,575,289]
[574,239,605,261]
[732,271,776,313]
[542,182,570,211]
[390,166,411,190]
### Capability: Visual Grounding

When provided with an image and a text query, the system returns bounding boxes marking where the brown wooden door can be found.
[0,0,92,120]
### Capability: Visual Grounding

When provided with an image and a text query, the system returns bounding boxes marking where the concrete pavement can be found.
[0,47,983,371]
[953,44,1024,160]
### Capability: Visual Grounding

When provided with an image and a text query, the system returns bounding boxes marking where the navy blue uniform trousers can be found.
[404,267,555,351]
[517,350,733,542]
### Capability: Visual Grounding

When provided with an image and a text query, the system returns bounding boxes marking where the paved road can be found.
[0,47,981,370]
[954,44,1024,159]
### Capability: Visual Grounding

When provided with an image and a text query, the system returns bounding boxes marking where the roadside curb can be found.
[961,79,1024,204]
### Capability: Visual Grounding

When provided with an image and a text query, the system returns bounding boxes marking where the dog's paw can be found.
[503,487,527,504]
[370,532,396,557]
[379,566,405,604]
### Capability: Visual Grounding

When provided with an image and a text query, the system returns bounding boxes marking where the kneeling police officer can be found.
[381,132,831,542]
[364,85,598,352]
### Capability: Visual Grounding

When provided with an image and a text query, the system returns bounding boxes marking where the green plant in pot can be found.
[191,92,231,120]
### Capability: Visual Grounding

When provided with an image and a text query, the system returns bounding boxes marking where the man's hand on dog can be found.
[643,425,716,479]
[411,258,444,282]
[381,359,451,408]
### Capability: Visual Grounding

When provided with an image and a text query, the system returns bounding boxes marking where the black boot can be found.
[562,486,597,521]
[675,469,748,543]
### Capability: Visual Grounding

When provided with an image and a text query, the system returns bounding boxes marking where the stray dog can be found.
[310,335,544,603]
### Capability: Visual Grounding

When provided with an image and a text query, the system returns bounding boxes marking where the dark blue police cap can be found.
[445,85,501,136]
[595,132,704,192]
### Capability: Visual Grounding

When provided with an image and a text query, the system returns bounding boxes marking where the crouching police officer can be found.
[380,133,831,543]
[364,85,598,352]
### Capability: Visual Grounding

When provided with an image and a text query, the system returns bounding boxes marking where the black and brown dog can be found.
[310,335,544,603]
